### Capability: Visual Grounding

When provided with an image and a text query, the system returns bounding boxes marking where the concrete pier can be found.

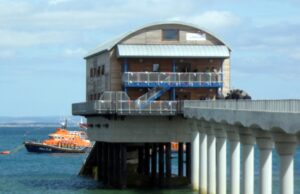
[200,130,207,194]
[191,131,199,190]
[76,100,300,192]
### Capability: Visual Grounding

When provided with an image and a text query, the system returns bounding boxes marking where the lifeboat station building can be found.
[73,22,231,188]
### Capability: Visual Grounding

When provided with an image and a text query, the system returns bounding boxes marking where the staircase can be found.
[135,76,171,109]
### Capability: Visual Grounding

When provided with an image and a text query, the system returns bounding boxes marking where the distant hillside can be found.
[0,116,85,127]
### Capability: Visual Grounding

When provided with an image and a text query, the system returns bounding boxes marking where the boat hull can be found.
[24,141,89,153]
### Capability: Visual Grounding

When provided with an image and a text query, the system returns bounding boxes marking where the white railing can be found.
[116,100,177,115]
[184,100,300,113]
[72,100,178,115]
[123,72,222,84]
[72,101,115,115]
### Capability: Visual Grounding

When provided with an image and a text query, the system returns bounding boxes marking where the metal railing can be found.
[72,100,178,115]
[184,100,300,113]
[116,100,177,115]
[72,100,115,115]
[123,72,222,85]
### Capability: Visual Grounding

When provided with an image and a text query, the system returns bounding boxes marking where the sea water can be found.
[0,127,299,194]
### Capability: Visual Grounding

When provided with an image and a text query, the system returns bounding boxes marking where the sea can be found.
[0,127,299,194]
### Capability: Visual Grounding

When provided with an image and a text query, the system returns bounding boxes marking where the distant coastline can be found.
[0,116,83,128]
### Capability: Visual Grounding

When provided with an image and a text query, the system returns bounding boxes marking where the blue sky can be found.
[0,0,300,116]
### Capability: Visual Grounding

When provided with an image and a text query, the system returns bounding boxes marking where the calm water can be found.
[0,127,299,194]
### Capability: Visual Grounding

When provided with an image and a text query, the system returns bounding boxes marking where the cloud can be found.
[170,11,241,32]
[63,48,86,57]
[0,30,75,48]
[48,0,73,5]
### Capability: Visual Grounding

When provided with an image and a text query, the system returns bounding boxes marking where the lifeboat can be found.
[24,127,92,153]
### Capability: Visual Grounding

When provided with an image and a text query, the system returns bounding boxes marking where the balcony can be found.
[123,72,223,88]
[72,100,179,116]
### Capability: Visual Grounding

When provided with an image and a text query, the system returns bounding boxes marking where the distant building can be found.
[83,21,230,103]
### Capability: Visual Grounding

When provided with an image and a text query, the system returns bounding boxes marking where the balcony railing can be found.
[72,100,179,116]
[123,72,223,87]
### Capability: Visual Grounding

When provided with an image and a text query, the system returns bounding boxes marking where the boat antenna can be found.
[61,118,67,129]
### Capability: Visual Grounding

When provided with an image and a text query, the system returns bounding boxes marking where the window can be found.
[153,64,159,72]
[101,65,105,75]
[90,68,94,77]
[162,29,179,41]
[97,66,101,77]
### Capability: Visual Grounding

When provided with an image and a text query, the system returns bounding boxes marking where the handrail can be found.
[123,72,222,84]
[72,100,178,115]
[184,100,300,113]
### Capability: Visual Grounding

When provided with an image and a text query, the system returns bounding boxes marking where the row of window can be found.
[90,66,105,77]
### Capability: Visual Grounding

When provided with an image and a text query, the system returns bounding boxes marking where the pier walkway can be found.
[184,100,300,194]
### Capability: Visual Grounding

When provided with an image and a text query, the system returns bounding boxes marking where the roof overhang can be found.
[117,44,230,58]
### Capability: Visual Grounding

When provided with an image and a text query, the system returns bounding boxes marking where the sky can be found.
[0,0,300,117]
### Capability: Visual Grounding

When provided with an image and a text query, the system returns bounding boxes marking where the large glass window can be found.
[162,29,179,41]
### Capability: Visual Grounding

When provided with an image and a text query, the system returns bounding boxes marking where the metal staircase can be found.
[135,76,171,109]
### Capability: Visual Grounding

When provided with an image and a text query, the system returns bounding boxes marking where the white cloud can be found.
[170,11,241,32]
[0,1,31,17]
[288,48,300,60]
[0,30,74,48]
[63,48,86,57]
[48,0,73,5]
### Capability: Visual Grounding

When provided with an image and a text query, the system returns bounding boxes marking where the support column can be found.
[186,142,191,181]
[178,142,184,177]
[166,143,172,178]
[115,143,121,188]
[97,142,103,181]
[256,131,274,194]
[207,129,216,194]
[158,143,165,185]
[274,133,298,194]
[138,146,144,174]
[101,142,106,180]
[108,143,114,187]
[240,130,255,194]
[151,143,157,180]
[228,130,240,194]
[216,129,227,194]
[112,144,117,186]
[145,143,150,176]
[200,129,208,194]
[103,142,109,186]
[120,143,127,189]
[191,131,200,190]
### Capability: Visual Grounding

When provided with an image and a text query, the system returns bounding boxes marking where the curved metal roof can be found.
[85,21,231,59]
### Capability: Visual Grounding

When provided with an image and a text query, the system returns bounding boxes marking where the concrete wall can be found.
[87,116,192,142]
